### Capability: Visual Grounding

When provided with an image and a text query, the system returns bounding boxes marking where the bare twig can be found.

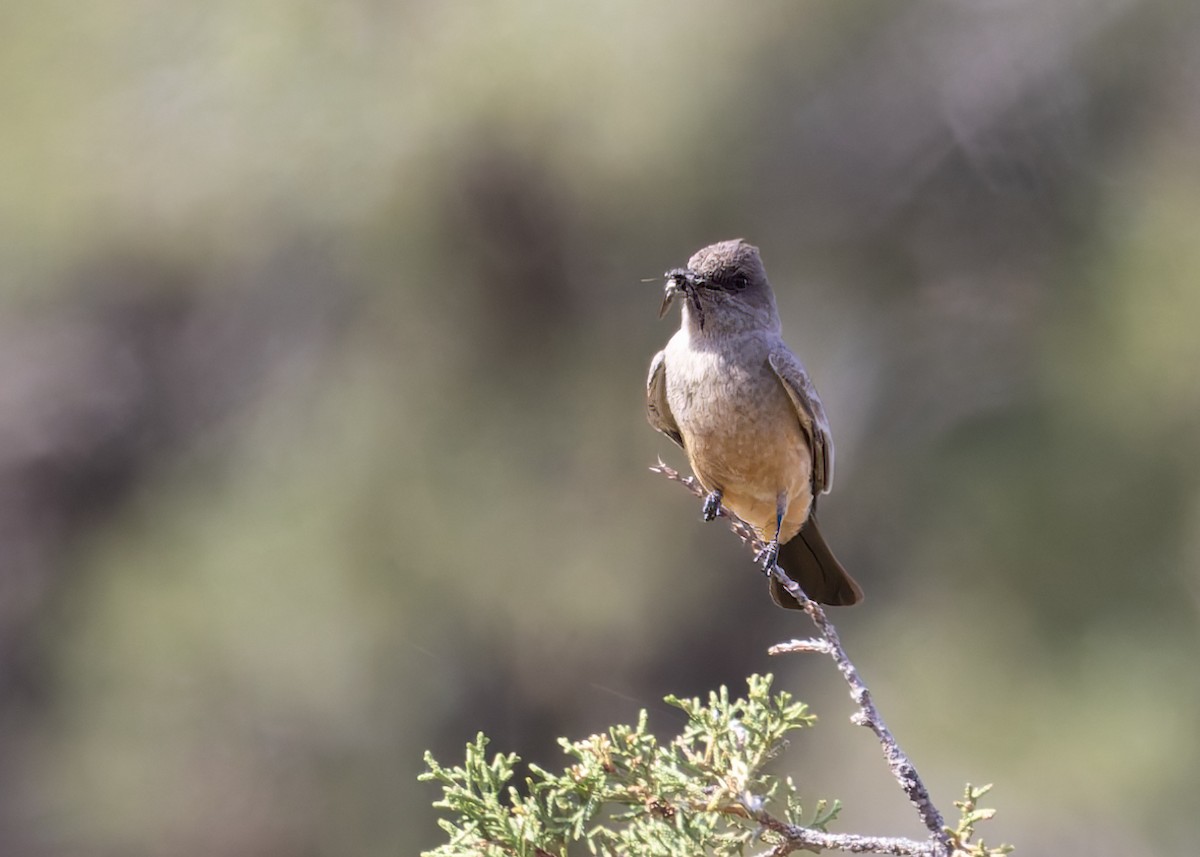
[767,638,832,655]
[651,461,953,857]
[750,809,938,856]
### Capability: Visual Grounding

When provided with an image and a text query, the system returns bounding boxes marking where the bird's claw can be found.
[701,489,723,522]
[755,541,780,576]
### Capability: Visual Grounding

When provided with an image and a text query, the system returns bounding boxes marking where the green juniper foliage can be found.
[420,674,827,857]
[421,674,1012,856]
[946,784,1012,857]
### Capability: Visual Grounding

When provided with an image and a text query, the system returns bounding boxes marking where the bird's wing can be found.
[646,350,684,449]
[768,349,834,494]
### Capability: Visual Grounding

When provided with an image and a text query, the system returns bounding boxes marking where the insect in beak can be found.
[659,269,705,330]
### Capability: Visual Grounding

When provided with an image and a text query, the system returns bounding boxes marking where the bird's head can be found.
[658,239,777,334]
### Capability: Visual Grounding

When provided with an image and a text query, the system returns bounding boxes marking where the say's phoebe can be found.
[646,239,863,607]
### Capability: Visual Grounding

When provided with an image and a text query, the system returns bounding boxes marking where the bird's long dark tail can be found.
[770,515,863,607]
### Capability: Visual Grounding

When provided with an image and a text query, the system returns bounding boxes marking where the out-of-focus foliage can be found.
[1,1,1198,855]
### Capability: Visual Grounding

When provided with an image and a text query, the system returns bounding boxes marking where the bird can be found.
[646,238,862,607]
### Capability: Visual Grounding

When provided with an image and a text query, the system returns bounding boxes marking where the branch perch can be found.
[651,461,953,857]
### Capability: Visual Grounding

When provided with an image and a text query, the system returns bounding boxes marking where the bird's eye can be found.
[711,271,747,290]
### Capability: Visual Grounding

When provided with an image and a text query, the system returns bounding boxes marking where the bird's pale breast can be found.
[663,330,812,541]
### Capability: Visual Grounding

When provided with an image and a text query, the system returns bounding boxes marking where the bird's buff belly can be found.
[680,409,813,540]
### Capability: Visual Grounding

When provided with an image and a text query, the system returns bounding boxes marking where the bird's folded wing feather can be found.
[646,350,684,449]
[768,349,834,494]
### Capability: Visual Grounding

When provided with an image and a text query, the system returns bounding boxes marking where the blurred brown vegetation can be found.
[2,1,1199,855]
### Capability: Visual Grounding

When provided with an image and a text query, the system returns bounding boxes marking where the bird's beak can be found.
[658,278,681,319]
[659,268,693,317]
[659,268,705,330]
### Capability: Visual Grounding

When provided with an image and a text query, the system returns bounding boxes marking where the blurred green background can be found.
[2,0,1198,854]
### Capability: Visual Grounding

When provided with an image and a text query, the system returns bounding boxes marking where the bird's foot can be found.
[755,540,780,575]
[701,489,723,522]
